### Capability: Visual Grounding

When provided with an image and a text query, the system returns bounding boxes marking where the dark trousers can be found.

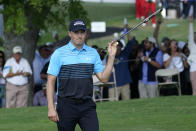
[57,97,99,131]
[185,1,196,19]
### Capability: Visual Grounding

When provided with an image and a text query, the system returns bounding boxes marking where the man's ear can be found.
[68,31,71,37]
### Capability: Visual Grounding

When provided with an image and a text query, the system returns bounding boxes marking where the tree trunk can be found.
[4,28,39,106]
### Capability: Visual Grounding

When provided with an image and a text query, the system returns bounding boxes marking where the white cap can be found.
[148,37,156,44]
[13,46,22,54]
[178,41,186,50]
[113,32,119,39]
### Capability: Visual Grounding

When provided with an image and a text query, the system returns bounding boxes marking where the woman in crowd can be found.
[163,39,189,94]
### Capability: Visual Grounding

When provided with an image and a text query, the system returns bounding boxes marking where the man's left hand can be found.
[107,40,118,58]
[144,56,149,62]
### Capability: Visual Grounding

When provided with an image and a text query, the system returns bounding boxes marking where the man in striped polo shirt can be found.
[47,19,117,131]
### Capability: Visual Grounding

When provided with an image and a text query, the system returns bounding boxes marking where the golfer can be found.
[47,19,117,131]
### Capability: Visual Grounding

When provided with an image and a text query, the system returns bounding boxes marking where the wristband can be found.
[148,58,152,62]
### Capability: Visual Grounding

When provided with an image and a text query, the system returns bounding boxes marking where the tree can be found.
[0,0,89,105]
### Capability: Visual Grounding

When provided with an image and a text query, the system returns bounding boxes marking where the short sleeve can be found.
[94,51,104,73]
[155,51,163,66]
[3,60,11,78]
[47,51,61,76]
[163,53,170,62]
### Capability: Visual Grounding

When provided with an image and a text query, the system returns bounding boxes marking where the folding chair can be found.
[93,68,118,102]
[155,68,181,96]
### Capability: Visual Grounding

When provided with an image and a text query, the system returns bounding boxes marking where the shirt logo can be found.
[74,21,85,26]
[85,57,91,61]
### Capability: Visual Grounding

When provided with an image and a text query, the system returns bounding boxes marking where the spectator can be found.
[3,46,32,108]
[136,0,145,20]
[187,17,196,95]
[163,39,188,72]
[184,0,196,19]
[160,36,170,53]
[163,39,189,94]
[33,84,57,106]
[161,0,169,18]
[108,39,133,100]
[136,37,163,98]
[0,51,5,107]
[33,45,51,93]
[178,42,192,95]
[143,0,157,27]
[181,0,188,18]
[40,61,57,92]
[128,39,140,98]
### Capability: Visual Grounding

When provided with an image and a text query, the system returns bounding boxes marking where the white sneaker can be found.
[142,23,146,27]
[152,24,156,28]
[141,16,145,20]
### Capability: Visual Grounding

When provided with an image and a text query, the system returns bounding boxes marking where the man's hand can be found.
[107,40,118,58]
[15,71,23,76]
[22,72,30,77]
[48,108,59,122]
[144,56,149,62]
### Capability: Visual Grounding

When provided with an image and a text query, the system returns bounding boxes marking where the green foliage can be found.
[68,0,90,28]
[0,0,89,35]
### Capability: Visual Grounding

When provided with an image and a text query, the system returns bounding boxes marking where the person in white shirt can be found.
[163,39,189,95]
[3,46,32,108]
[188,17,196,95]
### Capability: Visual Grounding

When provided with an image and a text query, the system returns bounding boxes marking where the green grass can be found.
[1,96,196,131]
[83,2,135,21]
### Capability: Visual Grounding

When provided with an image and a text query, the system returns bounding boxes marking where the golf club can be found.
[117,8,163,40]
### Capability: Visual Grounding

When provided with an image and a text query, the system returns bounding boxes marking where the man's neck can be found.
[71,40,84,50]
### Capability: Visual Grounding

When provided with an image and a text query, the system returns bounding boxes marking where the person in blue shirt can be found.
[136,37,163,98]
[46,19,118,131]
[108,39,133,100]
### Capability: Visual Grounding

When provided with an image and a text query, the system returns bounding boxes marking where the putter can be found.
[117,8,163,40]
[108,8,163,48]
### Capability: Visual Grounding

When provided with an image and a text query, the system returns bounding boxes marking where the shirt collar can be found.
[68,41,87,52]
[146,47,154,53]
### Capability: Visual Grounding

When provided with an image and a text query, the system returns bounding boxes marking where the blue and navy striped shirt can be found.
[47,41,104,99]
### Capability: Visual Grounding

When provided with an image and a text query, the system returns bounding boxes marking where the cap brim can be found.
[14,52,22,54]
[71,27,87,32]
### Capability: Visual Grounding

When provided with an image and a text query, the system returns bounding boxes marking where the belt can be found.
[58,97,91,104]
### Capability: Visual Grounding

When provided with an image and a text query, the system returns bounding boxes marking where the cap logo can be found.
[74,21,85,26]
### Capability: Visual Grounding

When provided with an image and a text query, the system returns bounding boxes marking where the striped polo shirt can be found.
[47,41,104,99]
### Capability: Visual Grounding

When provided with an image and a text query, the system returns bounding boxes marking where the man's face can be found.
[13,53,21,62]
[144,40,152,50]
[68,30,87,47]
[40,47,51,59]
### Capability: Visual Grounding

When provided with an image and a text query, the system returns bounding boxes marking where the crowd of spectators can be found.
[94,16,196,100]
